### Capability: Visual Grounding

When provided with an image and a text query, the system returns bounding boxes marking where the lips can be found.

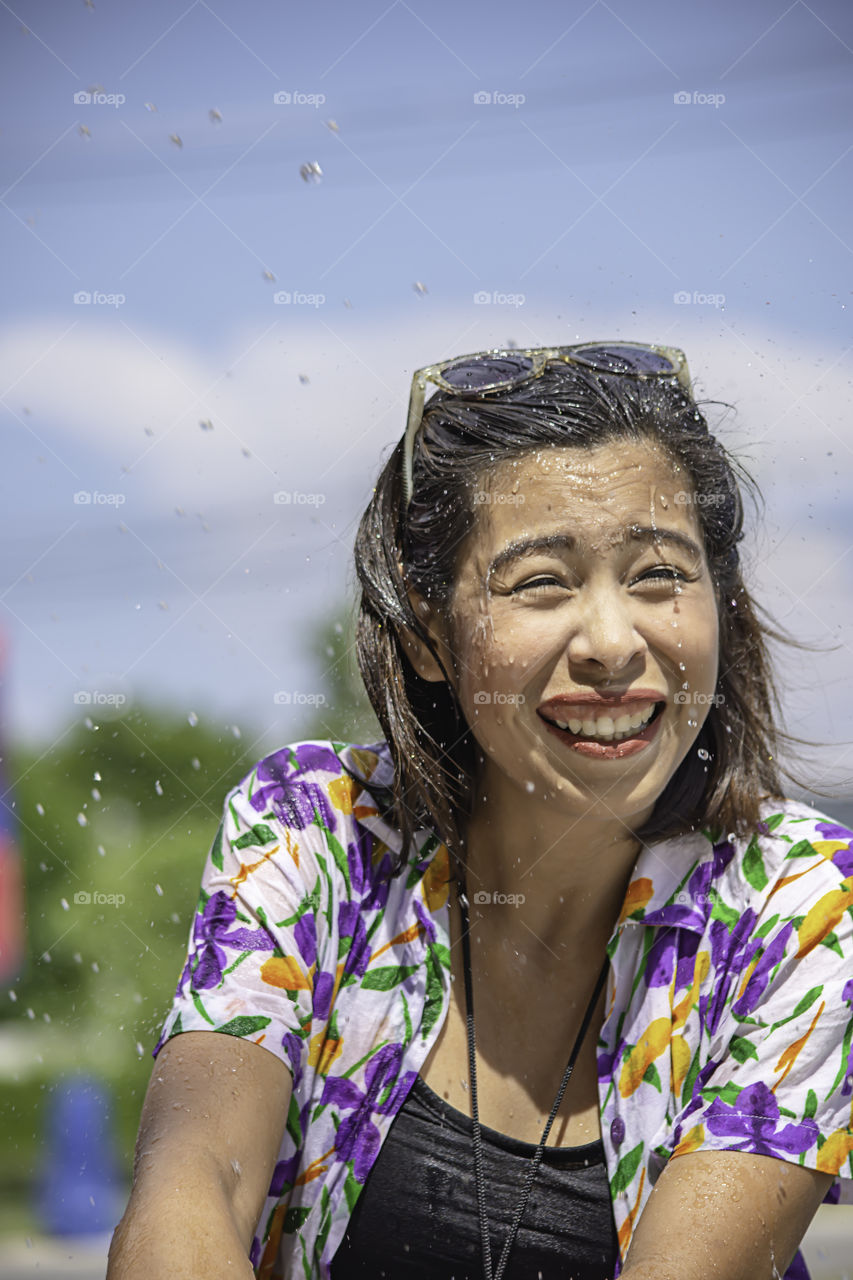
[536,690,667,757]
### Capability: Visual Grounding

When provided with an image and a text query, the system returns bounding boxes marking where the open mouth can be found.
[537,701,665,753]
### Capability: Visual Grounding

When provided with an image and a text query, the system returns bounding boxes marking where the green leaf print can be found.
[232,822,279,851]
[742,838,769,891]
[784,838,822,859]
[642,1062,662,1091]
[792,986,824,1018]
[682,1041,702,1106]
[804,1089,818,1120]
[729,1035,759,1063]
[710,893,741,932]
[324,829,351,895]
[611,1142,644,1197]
[361,964,421,991]
[216,1015,271,1037]
[819,931,844,957]
[210,822,224,871]
[344,1167,362,1212]
[421,946,447,1041]
[286,1089,302,1147]
[282,1206,312,1235]
[191,989,215,1025]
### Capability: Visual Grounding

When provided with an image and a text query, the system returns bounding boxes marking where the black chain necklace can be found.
[456,881,610,1280]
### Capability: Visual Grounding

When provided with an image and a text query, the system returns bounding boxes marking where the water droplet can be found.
[524,780,535,793]
[191,757,201,771]
[97,844,106,857]
[155,883,164,896]
[91,961,99,973]
[169,133,183,148]
[154,779,163,796]
[687,717,698,728]
[136,1041,146,1056]
[199,419,213,431]
[299,161,322,184]
[697,748,710,761]
[8,990,16,1002]
[60,898,70,911]
[678,662,686,672]
[91,788,101,801]
[208,108,222,124]
[187,710,198,727]
[77,812,88,826]
[35,802,45,816]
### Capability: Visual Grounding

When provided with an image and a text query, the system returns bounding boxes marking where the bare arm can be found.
[107,1030,292,1280]
[619,1148,834,1280]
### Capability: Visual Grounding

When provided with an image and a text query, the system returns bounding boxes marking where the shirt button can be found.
[610,1116,626,1147]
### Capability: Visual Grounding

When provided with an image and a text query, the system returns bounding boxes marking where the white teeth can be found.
[547,703,658,741]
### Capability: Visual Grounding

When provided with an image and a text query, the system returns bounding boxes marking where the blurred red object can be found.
[0,626,25,982]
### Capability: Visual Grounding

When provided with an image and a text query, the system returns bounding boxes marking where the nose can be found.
[564,585,647,675]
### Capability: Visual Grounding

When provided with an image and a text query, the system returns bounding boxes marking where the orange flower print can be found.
[619,1017,672,1097]
[261,955,314,991]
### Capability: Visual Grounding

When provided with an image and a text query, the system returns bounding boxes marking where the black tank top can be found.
[330,1073,619,1279]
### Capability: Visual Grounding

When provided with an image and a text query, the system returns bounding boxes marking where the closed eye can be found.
[635,565,688,584]
[509,576,566,595]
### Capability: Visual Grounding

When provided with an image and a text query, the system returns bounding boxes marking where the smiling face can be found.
[420,438,721,830]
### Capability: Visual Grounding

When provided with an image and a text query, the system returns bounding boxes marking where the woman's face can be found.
[431,438,721,827]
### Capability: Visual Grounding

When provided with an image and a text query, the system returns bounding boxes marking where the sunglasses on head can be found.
[401,341,693,510]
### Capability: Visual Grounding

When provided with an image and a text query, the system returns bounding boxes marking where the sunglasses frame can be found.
[401,341,692,509]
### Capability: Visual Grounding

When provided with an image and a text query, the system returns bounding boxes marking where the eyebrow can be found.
[487,525,705,578]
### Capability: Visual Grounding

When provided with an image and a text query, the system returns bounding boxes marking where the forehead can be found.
[464,439,703,563]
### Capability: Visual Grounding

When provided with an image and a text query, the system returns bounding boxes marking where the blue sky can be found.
[2,0,852,789]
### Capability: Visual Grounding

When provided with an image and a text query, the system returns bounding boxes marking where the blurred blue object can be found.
[37,1073,126,1236]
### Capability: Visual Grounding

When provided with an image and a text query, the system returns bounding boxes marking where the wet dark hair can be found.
[353,358,806,878]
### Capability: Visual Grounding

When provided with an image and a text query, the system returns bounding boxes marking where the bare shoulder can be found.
[622,1148,834,1280]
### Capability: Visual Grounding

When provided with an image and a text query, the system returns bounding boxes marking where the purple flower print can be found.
[186,890,276,992]
[320,1044,418,1181]
[731,921,794,1019]
[250,745,340,833]
[704,1081,819,1158]
[815,821,853,879]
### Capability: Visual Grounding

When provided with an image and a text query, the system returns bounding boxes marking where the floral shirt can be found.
[153,739,853,1280]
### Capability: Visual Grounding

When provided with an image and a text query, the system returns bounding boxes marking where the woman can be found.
[108,343,853,1280]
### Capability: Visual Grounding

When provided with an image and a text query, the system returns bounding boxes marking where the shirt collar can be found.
[617,829,720,935]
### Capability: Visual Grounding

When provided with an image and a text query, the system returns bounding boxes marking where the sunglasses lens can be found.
[568,344,677,376]
[440,352,536,391]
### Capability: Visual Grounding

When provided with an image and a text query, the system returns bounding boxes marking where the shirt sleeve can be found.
[152,772,326,1085]
[669,860,853,1201]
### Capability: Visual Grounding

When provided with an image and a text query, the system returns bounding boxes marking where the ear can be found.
[396,562,451,684]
